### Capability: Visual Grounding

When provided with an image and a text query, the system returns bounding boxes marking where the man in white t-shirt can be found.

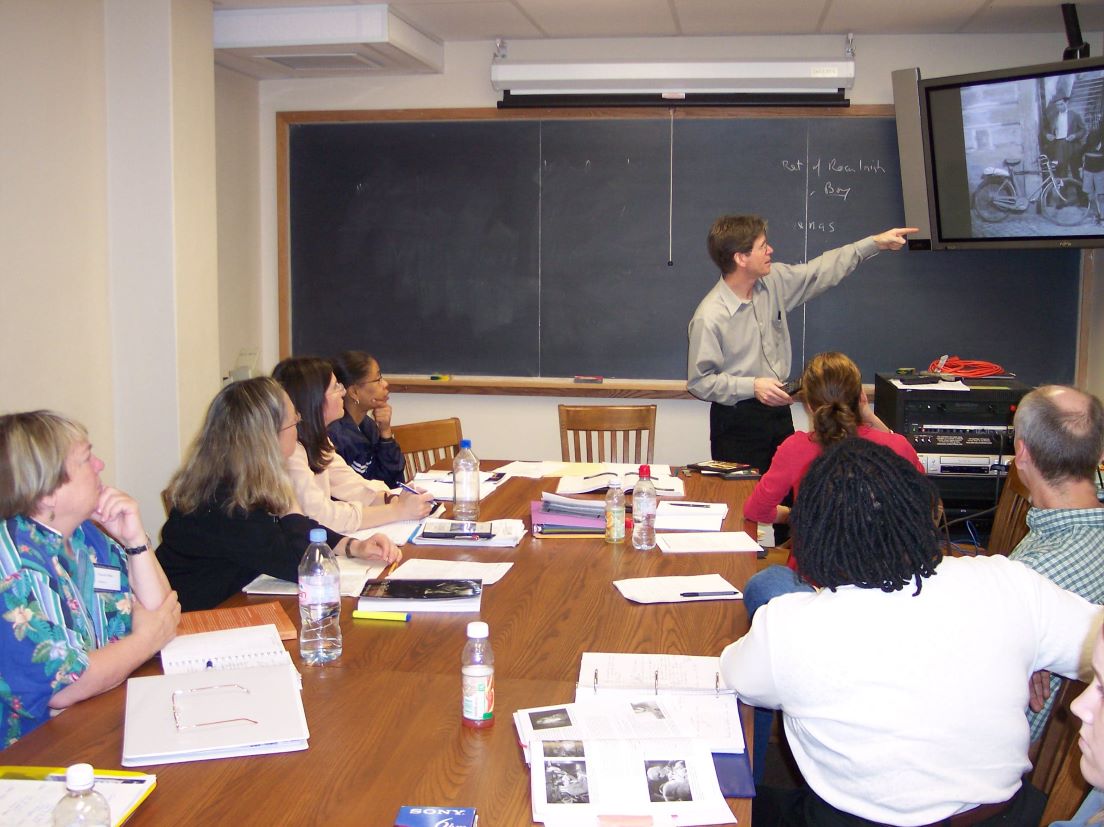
[720,438,1099,827]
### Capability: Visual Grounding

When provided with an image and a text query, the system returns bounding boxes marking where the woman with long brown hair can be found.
[742,351,923,526]
[273,357,431,533]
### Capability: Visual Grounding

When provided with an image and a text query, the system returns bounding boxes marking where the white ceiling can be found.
[211,0,1104,39]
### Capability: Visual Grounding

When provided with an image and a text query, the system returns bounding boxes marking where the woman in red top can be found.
[742,351,924,528]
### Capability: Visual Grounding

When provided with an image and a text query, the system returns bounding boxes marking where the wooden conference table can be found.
[3,466,758,825]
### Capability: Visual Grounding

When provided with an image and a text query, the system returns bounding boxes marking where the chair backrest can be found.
[391,417,464,479]
[985,459,1032,556]
[558,404,656,464]
[1032,678,1092,823]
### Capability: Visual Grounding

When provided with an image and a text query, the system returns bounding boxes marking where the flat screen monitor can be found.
[917,56,1104,250]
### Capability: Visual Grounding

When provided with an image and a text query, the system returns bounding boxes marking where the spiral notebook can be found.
[159,624,292,675]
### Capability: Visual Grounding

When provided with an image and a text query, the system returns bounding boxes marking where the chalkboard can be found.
[286,112,1079,386]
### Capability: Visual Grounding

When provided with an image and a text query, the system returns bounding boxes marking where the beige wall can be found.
[0,2,115,469]
[1,1,219,535]
[215,66,261,377]
[229,32,1104,463]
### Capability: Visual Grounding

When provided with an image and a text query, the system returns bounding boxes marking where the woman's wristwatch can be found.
[123,538,150,556]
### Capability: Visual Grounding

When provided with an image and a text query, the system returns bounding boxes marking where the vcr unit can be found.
[873,373,1031,502]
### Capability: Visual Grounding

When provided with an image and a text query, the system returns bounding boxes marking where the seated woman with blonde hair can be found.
[157,377,400,611]
[0,411,180,746]
[273,357,432,533]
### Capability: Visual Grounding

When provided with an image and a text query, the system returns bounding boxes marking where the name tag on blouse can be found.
[93,564,122,593]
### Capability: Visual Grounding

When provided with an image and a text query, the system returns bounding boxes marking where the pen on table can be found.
[680,590,741,598]
[668,502,710,508]
[352,610,411,622]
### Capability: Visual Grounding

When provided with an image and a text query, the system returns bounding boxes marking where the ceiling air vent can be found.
[214,5,442,79]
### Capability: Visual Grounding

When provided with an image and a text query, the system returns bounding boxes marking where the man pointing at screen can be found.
[686,216,916,472]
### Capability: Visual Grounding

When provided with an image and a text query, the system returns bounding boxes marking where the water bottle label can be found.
[606,507,625,541]
[299,575,339,604]
[462,668,495,720]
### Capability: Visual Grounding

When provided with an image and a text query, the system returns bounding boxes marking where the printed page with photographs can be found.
[529,737,735,826]
[513,695,745,765]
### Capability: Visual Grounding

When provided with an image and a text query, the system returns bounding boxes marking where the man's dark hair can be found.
[791,438,942,595]
[706,215,767,275]
[1014,386,1104,485]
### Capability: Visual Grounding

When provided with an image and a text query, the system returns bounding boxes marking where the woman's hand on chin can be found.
[92,487,148,549]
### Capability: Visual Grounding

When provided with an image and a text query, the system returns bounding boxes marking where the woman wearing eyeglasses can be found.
[157,377,400,611]
[329,350,405,489]
[273,356,432,534]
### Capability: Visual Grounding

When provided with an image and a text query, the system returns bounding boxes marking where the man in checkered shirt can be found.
[1008,385,1104,741]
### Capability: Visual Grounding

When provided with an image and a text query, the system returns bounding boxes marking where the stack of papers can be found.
[388,557,513,586]
[612,574,742,604]
[356,503,446,546]
[410,471,506,502]
[656,532,762,554]
[555,471,684,497]
[242,555,388,598]
[654,501,728,531]
[411,518,527,548]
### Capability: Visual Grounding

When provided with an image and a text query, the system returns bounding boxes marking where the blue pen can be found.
[397,480,437,507]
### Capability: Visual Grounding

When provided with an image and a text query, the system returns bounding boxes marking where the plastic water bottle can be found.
[299,527,342,665]
[52,764,110,827]
[453,439,480,521]
[632,464,657,551]
[605,477,625,543]
[461,621,495,728]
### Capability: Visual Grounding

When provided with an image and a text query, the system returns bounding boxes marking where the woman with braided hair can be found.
[722,438,1100,827]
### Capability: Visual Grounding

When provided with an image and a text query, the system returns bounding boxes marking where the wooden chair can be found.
[558,404,656,464]
[391,417,463,479]
[983,459,1032,556]
[1032,678,1091,823]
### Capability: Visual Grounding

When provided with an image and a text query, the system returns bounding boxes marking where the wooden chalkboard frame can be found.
[276,105,1087,396]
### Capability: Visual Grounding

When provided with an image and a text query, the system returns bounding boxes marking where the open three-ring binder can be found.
[573,652,752,799]
[575,652,736,699]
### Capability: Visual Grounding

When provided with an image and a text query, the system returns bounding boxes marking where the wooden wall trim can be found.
[388,375,693,399]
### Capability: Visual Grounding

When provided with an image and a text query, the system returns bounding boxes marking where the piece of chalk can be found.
[574,375,603,384]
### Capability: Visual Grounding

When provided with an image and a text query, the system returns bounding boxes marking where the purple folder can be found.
[530,501,606,530]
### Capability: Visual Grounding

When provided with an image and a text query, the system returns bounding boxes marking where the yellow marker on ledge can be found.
[352,610,411,622]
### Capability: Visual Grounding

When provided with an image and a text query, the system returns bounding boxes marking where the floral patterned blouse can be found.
[0,515,133,746]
